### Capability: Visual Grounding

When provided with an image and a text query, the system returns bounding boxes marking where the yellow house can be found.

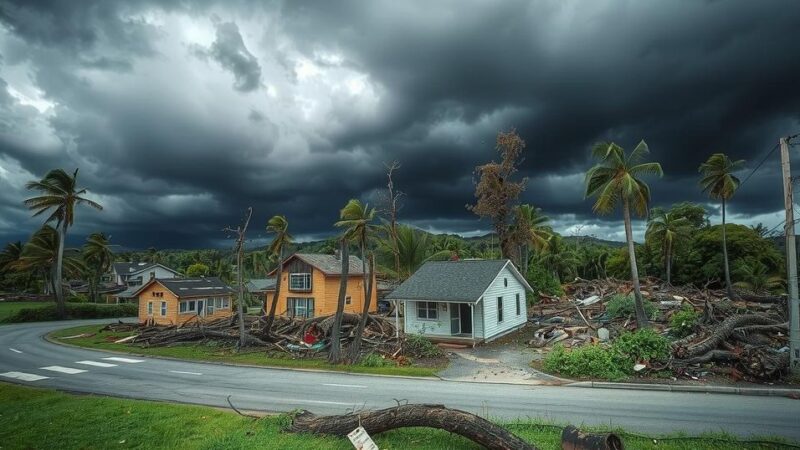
[133,277,236,326]
[267,253,377,318]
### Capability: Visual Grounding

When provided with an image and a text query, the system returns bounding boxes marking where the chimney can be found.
[334,249,341,260]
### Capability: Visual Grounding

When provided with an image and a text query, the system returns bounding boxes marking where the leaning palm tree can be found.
[645,208,691,285]
[334,199,377,363]
[264,215,292,334]
[0,241,23,274]
[585,141,663,328]
[515,204,551,276]
[24,169,102,318]
[699,153,745,299]
[83,232,113,303]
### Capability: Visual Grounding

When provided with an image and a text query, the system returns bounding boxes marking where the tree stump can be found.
[289,403,537,450]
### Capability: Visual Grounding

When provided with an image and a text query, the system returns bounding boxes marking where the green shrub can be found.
[67,294,88,303]
[543,344,626,380]
[605,294,657,320]
[669,306,699,337]
[2,303,137,323]
[527,264,564,300]
[611,329,670,366]
[360,353,392,367]
[404,334,444,359]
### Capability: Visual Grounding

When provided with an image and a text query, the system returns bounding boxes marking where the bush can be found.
[611,329,670,366]
[669,306,699,337]
[543,344,626,380]
[2,303,138,323]
[404,334,444,359]
[359,353,392,367]
[67,294,88,303]
[605,294,657,320]
[527,264,563,300]
[543,329,670,380]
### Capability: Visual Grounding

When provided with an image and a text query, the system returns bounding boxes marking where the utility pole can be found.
[780,136,800,375]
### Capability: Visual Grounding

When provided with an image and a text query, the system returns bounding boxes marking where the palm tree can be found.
[646,208,691,285]
[699,153,745,299]
[0,241,26,291]
[585,141,663,328]
[539,234,579,283]
[515,204,551,276]
[16,226,84,298]
[733,261,784,294]
[334,199,377,363]
[83,232,113,303]
[24,169,102,318]
[264,215,292,333]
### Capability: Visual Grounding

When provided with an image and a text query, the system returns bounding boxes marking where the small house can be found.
[266,253,377,319]
[386,259,533,344]
[246,278,276,311]
[111,262,182,303]
[133,277,236,325]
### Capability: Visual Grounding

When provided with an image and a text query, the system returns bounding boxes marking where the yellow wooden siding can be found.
[267,267,377,317]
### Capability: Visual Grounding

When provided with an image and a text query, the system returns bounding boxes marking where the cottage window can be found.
[345,296,352,305]
[497,297,504,322]
[504,277,508,287]
[516,293,521,316]
[289,273,311,290]
[160,301,167,316]
[147,301,153,315]
[287,298,314,318]
[207,298,215,314]
[179,300,198,314]
[417,302,438,320]
[222,298,230,308]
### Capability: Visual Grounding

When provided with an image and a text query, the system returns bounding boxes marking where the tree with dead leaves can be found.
[467,130,528,264]
[223,207,252,348]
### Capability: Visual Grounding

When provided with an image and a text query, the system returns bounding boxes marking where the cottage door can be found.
[197,299,205,317]
[450,303,460,334]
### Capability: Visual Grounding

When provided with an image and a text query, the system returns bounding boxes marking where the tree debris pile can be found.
[106,313,412,361]
[531,277,790,381]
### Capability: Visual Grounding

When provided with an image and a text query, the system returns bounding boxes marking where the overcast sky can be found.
[1,0,799,249]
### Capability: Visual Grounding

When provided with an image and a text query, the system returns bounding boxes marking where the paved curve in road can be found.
[2,319,799,440]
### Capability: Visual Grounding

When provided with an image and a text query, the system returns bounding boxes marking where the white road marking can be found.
[40,366,87,374]
[75,360,117,368]
[169,370,202,376]
[102,357,144,363]
[0,371,49,382]
[8,348,22,354]
[323,383,367,389]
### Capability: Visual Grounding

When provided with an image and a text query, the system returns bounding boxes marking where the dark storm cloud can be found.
[0,0,799,249]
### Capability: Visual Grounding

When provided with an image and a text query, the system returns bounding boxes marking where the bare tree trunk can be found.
[347,251,375,363]
[264,246,283,334]
[721,199,734,298]
[623,199,649,328]
[224,208,252,348]
[54,221,66,319]
[328,239,349,364]
[665,240,672,285]
[289,404,537,450]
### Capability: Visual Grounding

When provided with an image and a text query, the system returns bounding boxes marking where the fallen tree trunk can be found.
[673,314,780,358]
[289,404,537,450]
[676,350,740,366]
[561,425,624,450]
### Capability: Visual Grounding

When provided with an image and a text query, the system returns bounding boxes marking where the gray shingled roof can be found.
[293,253,367,275]
[153,277,235,298]
[112,262,155,274]
[246,278,276,292]
[386,260,524,302]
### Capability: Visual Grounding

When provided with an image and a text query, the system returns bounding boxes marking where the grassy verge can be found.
[49,324,445,377]
[1,302,137,323]
[0,301,51,322]
[0,383,793,449]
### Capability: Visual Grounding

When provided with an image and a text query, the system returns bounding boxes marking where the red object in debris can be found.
[303,325,319,345]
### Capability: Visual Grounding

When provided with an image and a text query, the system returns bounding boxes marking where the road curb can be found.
[568,381,800,397]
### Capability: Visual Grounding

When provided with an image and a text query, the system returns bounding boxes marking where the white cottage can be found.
[386,259,533,344]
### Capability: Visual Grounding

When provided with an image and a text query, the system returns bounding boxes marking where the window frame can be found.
[179,300,198,315]
[516,293,521,316]
[417,301,439,320]
[345,296,352,305]
[497,296,504,323]
[147,301,153,316]
[287,297,315,319]
[289,273,312,291]
[160,301,167,316]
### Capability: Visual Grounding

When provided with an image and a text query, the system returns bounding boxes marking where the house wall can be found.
[404,301,453,336]
[479,265,527,341]
[266,266,377,317]
[117,266,179,286]
[473,301,484,339]
[137,281,233,326]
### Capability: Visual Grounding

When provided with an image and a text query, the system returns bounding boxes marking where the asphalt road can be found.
[2,318,800,440]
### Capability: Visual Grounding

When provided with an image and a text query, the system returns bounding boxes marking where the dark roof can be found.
[135,277,235,298]
[290,253,367,275]
[246,278,276,292]
[386,260,530,302]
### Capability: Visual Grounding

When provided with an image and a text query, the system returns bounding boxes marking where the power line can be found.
[738,132,800,189]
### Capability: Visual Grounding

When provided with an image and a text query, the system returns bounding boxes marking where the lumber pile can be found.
[531,277,790,381]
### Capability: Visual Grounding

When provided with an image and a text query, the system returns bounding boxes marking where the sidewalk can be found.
[569,380,800,397]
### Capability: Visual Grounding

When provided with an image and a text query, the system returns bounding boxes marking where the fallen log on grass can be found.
[562,425,624,450]
[673,314,781,358]
[289,403,537,450]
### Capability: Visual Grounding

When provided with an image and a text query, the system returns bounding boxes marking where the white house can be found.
[111,262,182,303]
[386,259,533,344]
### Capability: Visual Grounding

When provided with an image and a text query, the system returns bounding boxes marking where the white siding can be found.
[473,300,484,339]
[479,264,527,341]
[404,301,452,336]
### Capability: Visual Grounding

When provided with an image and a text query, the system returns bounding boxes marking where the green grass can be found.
[49,324,444,377]
[0,301,51,322]
[0,383,793,449]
